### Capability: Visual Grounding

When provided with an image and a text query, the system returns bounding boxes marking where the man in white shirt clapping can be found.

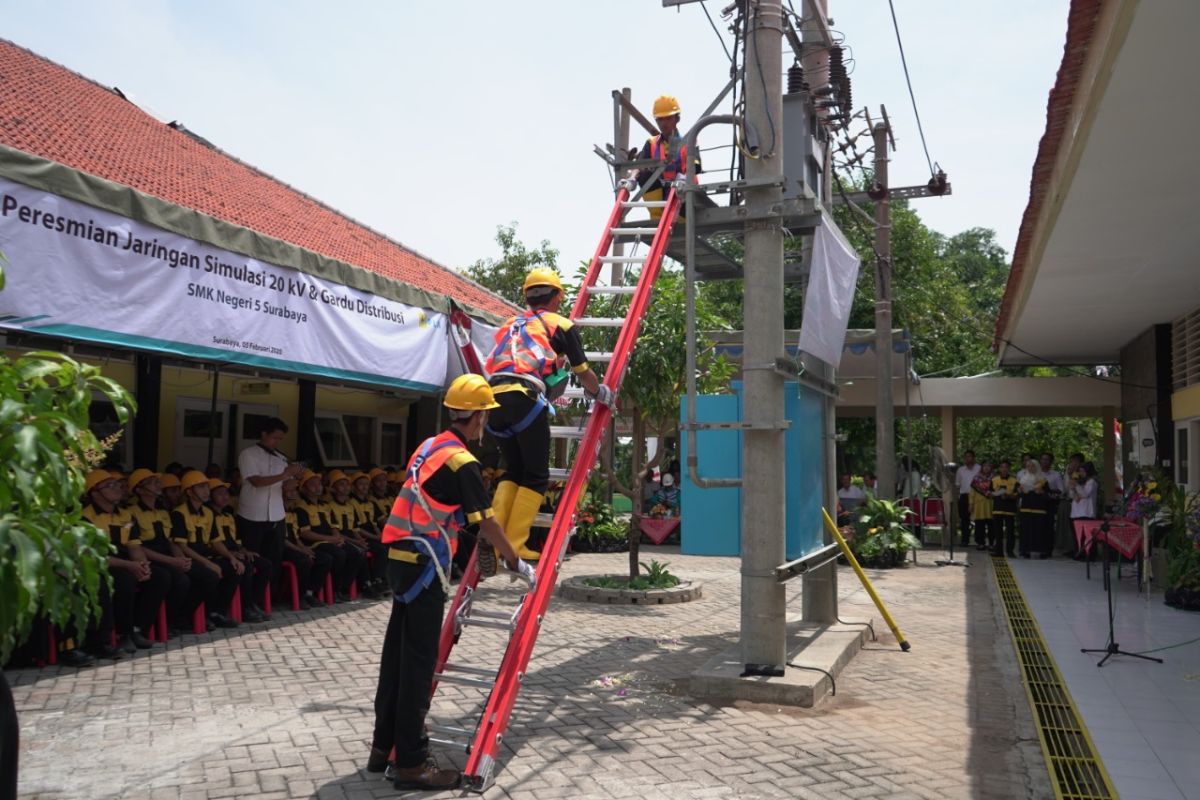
[954,451,981,547]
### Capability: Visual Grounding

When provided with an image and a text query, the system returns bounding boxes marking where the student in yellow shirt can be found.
[990,459,1019,557]
[207,478,270,623]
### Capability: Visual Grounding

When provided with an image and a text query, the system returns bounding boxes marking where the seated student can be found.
[207,478,270,622]
[295,471,365,603]
[325,471,384,599]
[82,470,168,654]
[171,471,240,628]
[970,461,995,551]
[368,467,393,529]
[651,473,680,517]
[281,477,331,608]
[127,468,215,635]
[350,471,389,596]
[159,472,183,513]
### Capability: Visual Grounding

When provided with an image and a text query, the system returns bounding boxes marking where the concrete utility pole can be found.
[872,121,895,501]
[740,0,787,670]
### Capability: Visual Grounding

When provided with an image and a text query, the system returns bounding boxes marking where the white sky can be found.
[2,0,1068,271]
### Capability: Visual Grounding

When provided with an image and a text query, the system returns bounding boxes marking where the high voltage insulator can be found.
[829,46,846,87]
[787,61,808,95]
[841,77,853,122]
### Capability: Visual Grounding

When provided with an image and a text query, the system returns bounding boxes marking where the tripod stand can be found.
[1080,525,1163,668]
[936,495,969,567]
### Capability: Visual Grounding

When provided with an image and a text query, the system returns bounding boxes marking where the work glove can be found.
[588,385,617,408]
[508,558,537,589]
[617,177,638,192]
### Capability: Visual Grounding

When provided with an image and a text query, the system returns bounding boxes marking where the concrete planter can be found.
[558,575,702,605]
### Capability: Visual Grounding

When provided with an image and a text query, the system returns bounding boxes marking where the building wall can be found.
[1119,324,1173,472]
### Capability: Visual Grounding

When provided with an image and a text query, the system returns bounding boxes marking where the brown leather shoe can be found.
[366,746,390,773]
[391,758,461,791]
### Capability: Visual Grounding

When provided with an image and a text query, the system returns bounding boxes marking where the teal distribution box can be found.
[679,382,825,559]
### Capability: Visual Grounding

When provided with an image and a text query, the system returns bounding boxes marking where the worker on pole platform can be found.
[368,374,532,790]
[483,268,614,565]
[636,94,701,220]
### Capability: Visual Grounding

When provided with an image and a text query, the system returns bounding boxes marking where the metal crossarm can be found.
[420,184,682,793]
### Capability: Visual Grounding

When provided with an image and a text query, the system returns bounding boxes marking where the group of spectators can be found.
[953,450,1098,558]
[836,449,1101,559]
[15,418,411,669]
[640,459,682,516]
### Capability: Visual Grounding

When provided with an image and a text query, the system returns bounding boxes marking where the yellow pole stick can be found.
[821,508,911,652]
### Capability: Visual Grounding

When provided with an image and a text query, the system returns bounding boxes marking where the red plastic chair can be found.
[192,603,207,634]
[230,587,243,623]
[277,561,301,612]
[322,573,335,605]
[921,498,947,545]
[148,601,169,643]
[45,626,58,666]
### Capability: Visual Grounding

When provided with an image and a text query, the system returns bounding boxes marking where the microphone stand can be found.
[1080,517,1163,667]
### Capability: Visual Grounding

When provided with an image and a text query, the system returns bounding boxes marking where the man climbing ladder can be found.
[484,268,614,564]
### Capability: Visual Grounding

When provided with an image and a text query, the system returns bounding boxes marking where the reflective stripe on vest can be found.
[650,135,688,181]
[380,432,469,553]
[485,310,561,380]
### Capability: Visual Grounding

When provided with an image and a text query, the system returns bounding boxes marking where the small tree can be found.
[0,255,134,799]
[570,264,735,578]
[462,223,559,306]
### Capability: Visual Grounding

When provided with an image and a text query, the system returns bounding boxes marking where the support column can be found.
[297,379,317,466]
[940,406,956,465]
[740,0,787,671]
[1102,406,1117,501]
[803,359,838,624]
[872,123,895,500]
[133,354,162,469]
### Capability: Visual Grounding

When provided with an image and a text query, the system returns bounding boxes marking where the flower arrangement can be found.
[573,491,628,552]
[849,497,921,568]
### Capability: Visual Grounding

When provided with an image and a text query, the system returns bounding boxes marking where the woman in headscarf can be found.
[1018,457,1051,558]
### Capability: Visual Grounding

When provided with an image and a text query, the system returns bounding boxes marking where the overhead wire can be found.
[699,1,733,64]
[886,0,935,177]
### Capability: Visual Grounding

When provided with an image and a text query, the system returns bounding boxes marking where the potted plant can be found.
[571,492,629,553]
[850,497,922,568]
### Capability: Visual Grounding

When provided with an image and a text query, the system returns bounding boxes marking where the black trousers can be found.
[282,547,333,595]
[318,542,366,593]
[491,389,551,494]
[209,558,243,616]
[993,514,1016,554]
[372,560,445,769]
[973,519,993,549]
[182,560,222,623]
[1019,513,1053,556]
[958,494,971,544]
[110,563,170,636]
[237,517,285,584]
[235,557,271,611]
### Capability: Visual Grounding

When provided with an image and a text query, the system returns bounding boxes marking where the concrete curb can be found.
[558,575,703,605]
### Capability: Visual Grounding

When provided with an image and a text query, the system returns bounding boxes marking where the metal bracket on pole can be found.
[775,543,841,583]
[681,420,790,431]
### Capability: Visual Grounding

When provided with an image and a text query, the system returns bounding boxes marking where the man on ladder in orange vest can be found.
[368,374,533,791]
[636,94,702,220]
[484,267,615,566]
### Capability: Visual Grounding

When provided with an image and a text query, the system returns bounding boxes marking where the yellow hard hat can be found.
[84,468,120,494]
[523,268,563,296]
[180,470,209,491]
[653,95,681,118]
[326,469,350,486]
[444,374,500,411]
[159,473,181,489]
[128,469,160,491]
[368,467,386,480]
[207,477,231,492]
[300,469,321,488]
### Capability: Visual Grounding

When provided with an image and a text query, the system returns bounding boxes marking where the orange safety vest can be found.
[485,310,566,381]
[380,431,469,557]
[649,134,690,181]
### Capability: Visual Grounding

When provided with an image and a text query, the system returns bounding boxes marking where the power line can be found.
[886,0,935,177]
[699,1,733,64]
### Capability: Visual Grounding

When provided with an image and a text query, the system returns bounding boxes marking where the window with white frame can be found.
[314,416,357,467]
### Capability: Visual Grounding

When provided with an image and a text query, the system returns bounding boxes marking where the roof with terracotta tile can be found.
[0,39,515,318]
[993,0,1102,350]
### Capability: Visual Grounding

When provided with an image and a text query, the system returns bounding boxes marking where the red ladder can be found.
[403,184,682,791]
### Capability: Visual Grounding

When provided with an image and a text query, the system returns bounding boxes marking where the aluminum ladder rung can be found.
[587,285,638,295]
[549,425,586,439]
[609,227,655,235]
[548,467,570,480]
[585,351,614,362]
[575,317,626,327]
[621,200,668,208]
[442,662,498,679]
[435,672,495,689]
[428,736,469,750]
[533,512,555,527]
[598,256,645,264]
[428,723,475,740]
[560,387,587,399]
[469,608,516,622]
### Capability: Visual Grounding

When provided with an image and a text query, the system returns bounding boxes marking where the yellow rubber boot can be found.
[505,486,545,561]
[491,480,518,530]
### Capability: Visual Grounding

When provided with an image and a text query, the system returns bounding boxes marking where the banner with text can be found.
[0,178,447,391]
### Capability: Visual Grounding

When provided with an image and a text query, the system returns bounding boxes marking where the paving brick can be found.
[10,549,1053,799]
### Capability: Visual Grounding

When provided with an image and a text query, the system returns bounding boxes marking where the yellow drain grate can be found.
[992,556,1117,800]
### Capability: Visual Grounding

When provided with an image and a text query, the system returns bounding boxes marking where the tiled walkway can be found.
[10,546,1050,799]
[1009,556,1200,800]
